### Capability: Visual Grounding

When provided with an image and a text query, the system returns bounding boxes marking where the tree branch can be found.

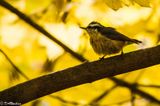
[0,0,86,62]
[0,45,160,104]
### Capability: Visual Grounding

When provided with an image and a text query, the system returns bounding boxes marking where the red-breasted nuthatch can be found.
[80,21,142,59]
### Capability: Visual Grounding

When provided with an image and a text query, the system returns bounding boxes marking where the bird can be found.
[80,21,142,59]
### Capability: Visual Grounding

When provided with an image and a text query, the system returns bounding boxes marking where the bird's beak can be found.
[80,27,87,30]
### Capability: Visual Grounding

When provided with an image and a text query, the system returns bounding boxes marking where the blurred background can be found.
[0,0,160,106]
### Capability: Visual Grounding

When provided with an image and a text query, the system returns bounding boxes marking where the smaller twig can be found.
[89,85,117,105]
[49,95,80,105]
[104,99,130,106]
[138,84,160,88]
[0,49,29,80]
[131,90,136,106]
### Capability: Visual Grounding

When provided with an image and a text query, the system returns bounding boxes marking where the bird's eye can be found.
[88,26,97,29]
[93,26,99,30]
[87,26,92,28]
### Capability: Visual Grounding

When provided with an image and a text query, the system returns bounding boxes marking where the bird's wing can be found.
[99,27,134,42]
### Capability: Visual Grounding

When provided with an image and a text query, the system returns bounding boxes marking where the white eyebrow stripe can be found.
[89,23,101,27]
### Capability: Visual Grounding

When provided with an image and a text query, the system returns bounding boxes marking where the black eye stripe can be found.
[88,25,99,28]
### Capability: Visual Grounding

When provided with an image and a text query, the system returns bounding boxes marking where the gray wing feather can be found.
[99,27,134,42]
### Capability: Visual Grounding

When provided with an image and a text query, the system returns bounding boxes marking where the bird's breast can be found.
[90,34,125,55]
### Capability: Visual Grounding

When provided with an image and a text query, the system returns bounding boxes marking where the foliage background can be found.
[0,0,160,106]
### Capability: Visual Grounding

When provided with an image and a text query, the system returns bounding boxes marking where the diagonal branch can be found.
[0,0,86,62]
[0,45,160,104]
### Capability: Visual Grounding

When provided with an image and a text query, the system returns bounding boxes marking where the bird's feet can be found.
[120,50,124,56]
[83,60,89,63]
[99,55,106,60]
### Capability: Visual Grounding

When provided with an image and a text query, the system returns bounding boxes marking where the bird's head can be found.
[80,21,103,32]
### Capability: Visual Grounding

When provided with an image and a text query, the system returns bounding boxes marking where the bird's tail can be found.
[131,39,142,44]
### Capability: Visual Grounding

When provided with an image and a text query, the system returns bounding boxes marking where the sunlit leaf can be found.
[121,0,132,6]
[41,58,55,73]
[133,0,150,7]
[30,6,51,21]
[9,68,20,82]
[52,0,66,13]
[26,0,52,13]
[105,0,123,10]
[41,52,66,73]
[61,11,69,23]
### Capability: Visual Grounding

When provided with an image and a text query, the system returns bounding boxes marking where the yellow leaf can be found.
[133,0,150,7]
[105,0,123,10]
